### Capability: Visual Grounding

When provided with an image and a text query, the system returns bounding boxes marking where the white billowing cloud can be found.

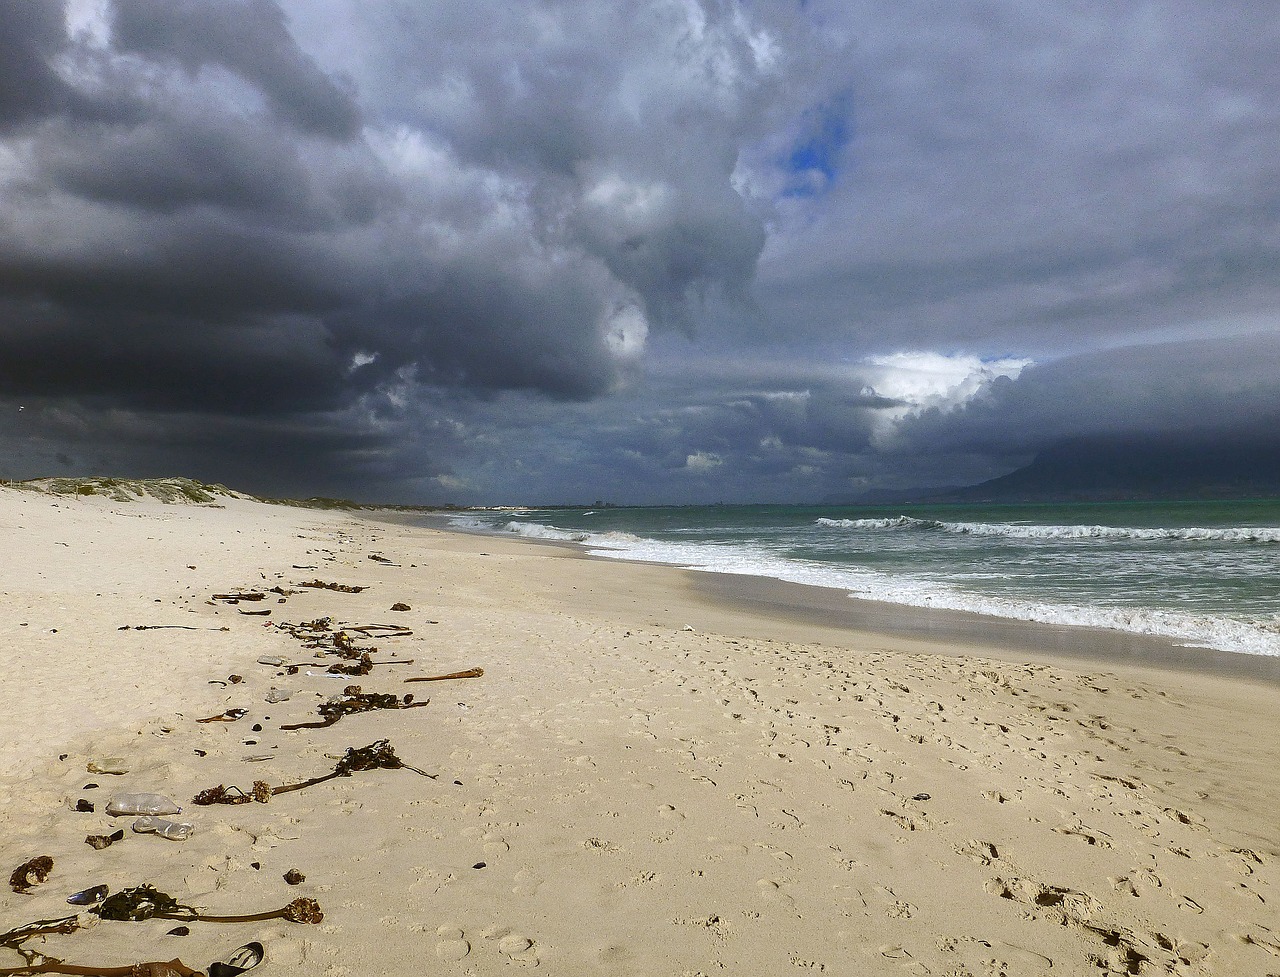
[603,304,649,360]
[685,450,724,471]
[63,0,111,47]
[860,350,1032,445]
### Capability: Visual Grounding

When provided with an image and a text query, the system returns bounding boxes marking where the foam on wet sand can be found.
[1,486,1278,975]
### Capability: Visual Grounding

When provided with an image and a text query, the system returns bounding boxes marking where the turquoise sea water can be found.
[452,500,1280,657]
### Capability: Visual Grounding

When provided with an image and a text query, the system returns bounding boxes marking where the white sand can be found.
[1,487,1278,976]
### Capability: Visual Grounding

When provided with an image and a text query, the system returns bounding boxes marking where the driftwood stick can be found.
[404,667,484,684]
[117,625,228,632]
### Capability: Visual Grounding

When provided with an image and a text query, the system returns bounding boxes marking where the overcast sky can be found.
[2,0,1277,503]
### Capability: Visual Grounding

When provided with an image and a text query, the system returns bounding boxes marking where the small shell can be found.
[68,883,109,906]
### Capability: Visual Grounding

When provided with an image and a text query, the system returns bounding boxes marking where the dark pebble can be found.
[912,792,931,801]
[472,862,486,870]
[252,723,263,732]
[167,926,190,937]
[251,862,261,870]
[83,783,98,789]
[75,799,94,813]
[284,868,306,885]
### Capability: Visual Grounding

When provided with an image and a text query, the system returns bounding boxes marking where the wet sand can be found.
[2,488,1278,976]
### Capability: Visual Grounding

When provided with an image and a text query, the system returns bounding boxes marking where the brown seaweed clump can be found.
[296,580,366,593]
[9,857,52,894]
[280,691,426,731]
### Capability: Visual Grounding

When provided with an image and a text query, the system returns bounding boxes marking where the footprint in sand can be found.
[435,924,471,961]
[954,839,1000,866]
[512,868,543,897]
[757,879,797,907]
[658,803,686,820]
[498,933,541,965]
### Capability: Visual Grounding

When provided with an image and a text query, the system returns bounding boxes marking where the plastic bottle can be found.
[106,793,181,816]
[132,816,194,840]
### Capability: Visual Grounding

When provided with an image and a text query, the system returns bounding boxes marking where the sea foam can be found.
[585,534,1280,657]
[815,516,1280,543]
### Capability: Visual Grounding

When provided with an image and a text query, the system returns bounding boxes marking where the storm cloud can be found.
[2,1,1277,502]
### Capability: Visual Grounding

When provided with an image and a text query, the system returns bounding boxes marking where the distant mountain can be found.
[938,434,1280,503]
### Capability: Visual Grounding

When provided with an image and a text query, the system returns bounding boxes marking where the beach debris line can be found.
[193,738,435,806]
[267,617,414,676]
[405,666,484,684]
[9,857,52,894]
[278,689,428,731]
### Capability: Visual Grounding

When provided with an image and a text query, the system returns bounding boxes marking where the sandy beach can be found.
[2,486,1279,976]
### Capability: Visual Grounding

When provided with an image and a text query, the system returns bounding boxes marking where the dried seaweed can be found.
[296,580,366,593]
[95,886,188,922]
[193,739,435,806]
[0,886,322,968]
[404,667,484,684]
[326,653,374,676]
[211,593,266,603]
[0,954,202,975]
[348,624,412,637]
[279,691,427,730]
[9,857,52,894]
[99,886,322,926]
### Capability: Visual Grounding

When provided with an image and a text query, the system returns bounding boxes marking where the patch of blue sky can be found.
[781,91,854,199]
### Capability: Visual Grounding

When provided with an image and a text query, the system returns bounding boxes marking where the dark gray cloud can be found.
[111,0,361,140]
[0,2,71,128]
[0,1,1276,501]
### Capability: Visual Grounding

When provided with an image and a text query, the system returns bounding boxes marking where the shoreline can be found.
[4,491,1280,976]
[407,511,1280,687]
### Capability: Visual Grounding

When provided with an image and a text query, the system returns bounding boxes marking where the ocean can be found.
[450,500,1280,658]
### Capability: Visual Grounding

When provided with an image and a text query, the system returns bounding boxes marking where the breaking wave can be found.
[815,516,1280,543]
